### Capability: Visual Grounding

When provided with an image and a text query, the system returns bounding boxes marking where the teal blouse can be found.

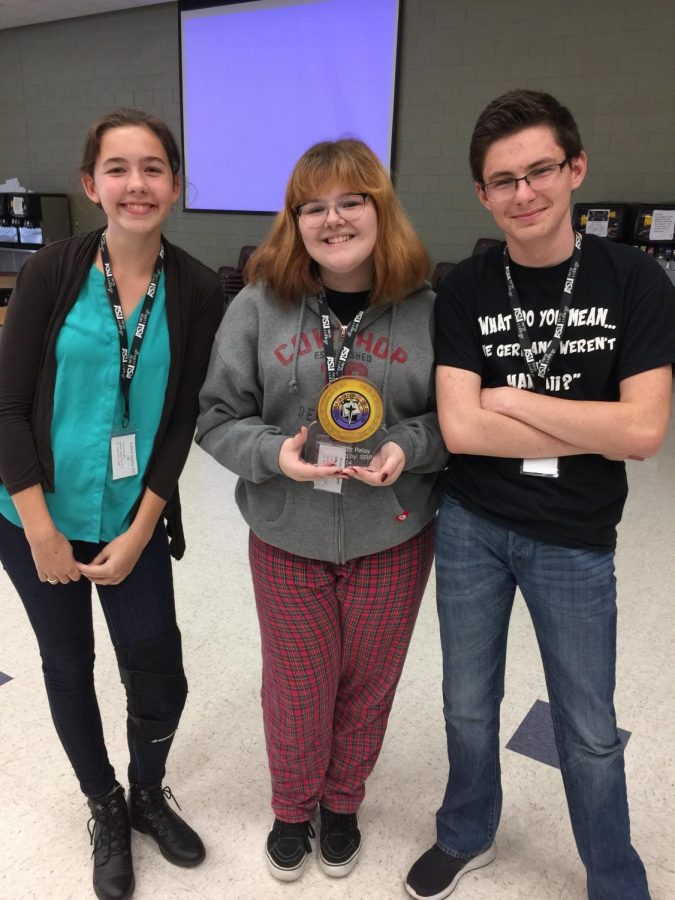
[0,265,170,542]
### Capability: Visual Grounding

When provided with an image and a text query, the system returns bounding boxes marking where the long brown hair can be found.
[245,139,429,306]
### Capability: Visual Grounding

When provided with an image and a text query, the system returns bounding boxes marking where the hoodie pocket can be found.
[382,481,418,526]
[236,476,289,526]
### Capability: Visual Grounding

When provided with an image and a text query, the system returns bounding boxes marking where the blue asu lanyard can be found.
[317,287,366,384]
[99,230,165,426]
[503,232,582,394]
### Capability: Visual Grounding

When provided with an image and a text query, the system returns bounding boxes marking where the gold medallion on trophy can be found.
[316,376,384,444]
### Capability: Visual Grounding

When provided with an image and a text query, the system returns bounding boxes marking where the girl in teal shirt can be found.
[0,109,222,900]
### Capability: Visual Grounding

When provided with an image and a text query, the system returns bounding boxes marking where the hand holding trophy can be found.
[305,374,388,493]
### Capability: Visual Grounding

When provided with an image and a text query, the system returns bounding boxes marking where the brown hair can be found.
[469,90,583,184]
[80,108,181,178]
[245,139,429,306]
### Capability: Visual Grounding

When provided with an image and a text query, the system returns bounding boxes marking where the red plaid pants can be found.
[249,520,435,822]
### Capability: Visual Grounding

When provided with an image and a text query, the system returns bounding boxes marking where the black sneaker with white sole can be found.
[318,806,361,878]
[405,843,496,899]
[265,818,315,882]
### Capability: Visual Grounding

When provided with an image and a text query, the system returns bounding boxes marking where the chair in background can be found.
[431,237,502,291]
[431,261,454,291]
[471,237,501,256]
[217,244,257,308]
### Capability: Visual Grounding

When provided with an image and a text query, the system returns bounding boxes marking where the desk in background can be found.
[0,273,16,326]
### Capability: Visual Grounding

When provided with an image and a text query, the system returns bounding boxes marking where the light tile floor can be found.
[1,411,674,900]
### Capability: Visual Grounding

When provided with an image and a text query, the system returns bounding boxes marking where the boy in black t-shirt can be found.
[405,90,675,900]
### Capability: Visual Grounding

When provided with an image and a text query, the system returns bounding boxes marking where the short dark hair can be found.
[80,108,181,178]
[469,89,583,183]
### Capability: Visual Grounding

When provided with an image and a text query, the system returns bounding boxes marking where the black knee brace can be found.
[116,626,188,745]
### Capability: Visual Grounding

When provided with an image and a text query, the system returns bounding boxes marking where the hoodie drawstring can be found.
[288,296,306,394]
[380,304,396,421]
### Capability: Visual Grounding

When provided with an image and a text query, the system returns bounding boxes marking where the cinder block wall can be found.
[1,0,673,271]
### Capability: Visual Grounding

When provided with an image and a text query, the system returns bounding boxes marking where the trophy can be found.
[305,376,387,493]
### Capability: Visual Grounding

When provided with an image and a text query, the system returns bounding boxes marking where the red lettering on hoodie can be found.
[276,328,408,366]
[373,336,389,359]
[355,331,373,353]
[274,331,314,365]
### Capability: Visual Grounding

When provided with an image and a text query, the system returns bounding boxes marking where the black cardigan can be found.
[0,229,223,559]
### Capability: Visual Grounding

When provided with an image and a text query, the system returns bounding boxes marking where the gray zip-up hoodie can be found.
[196,281,447,563]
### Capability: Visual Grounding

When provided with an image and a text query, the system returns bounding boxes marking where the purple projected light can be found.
[180,0,400,212]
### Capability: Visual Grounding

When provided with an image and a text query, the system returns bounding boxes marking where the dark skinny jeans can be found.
[0,513,181,797]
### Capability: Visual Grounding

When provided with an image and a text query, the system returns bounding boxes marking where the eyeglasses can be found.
[295,193,369,228]
[482,158,571,199]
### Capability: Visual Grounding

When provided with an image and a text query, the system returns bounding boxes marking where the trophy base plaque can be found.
[304,376,387,494]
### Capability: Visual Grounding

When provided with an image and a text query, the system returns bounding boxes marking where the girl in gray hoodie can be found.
[196,139,447,884]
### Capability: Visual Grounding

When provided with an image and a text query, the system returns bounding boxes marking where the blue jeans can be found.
[0,513,181,797]
[434,495,649,900]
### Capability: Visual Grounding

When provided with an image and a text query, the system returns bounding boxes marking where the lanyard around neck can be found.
[99,230,165,426]
[503,232,582,393]
[317,285,367,384]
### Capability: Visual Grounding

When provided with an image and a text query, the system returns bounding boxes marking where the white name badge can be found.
[111,432,139,480]
[521,457,559,478]
[313,441,346,494]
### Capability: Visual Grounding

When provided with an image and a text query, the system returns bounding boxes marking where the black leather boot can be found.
[87,784,135,900]
[128,784,205,867]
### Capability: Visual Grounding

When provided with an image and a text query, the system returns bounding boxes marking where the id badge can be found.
[111,429,139,480]
[313,441,346,494]
[521,457,559,478]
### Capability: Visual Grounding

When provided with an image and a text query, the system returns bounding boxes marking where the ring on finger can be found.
[47,577,59,585]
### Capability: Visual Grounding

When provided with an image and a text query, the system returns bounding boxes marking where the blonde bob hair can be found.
[245,139,429,307]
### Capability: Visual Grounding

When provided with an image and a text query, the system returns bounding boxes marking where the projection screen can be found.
[179,0,401,213]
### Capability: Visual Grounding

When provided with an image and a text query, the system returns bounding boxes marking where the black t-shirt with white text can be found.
[435,235,675,549]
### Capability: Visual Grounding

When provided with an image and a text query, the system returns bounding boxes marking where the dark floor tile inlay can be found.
[0,671,12,687]
[507,699,630,769]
